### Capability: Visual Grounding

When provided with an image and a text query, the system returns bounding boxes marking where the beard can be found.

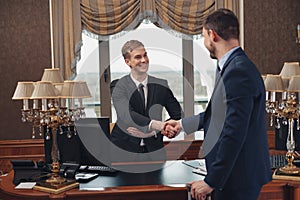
[204,41,217,60]
[210,53,217,60]
[208,45,217,60]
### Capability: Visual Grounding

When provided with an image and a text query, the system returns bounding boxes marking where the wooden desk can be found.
[287,181,300,200]
[0,131,297,199]
[0,172,189,200]
[0,171,295,200]
[0,160,204,200]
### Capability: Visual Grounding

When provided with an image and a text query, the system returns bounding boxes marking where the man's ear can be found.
[209,29,218,42]
[125,58,131,67]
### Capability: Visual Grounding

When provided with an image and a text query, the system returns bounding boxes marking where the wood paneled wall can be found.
[0,0,51,140]
[244,0,300,75]
[0,139,45,173]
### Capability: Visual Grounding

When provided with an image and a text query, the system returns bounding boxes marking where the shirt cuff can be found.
[149,120,154,131]
[179,119,185,133]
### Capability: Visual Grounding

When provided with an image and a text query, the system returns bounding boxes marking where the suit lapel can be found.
[211,47,243,98]
[146,76,156,110]
[125,75,145,112]
[220,47,243,76]
[206,48,244,120]
[125,75,137,93]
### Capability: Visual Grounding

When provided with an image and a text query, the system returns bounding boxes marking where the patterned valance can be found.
[80,0,215,37]
[51,0,239,78]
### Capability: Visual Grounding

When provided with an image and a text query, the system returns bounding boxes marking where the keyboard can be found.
[79,165,117,175]
[270,154,287,169]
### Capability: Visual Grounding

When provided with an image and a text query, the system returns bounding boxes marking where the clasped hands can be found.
[126,119,181,139]
[161,119,181,138]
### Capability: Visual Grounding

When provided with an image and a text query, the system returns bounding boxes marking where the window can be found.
[110,22,183,123]
[193,38,217,140]
[76,22,216,141]
[75,34,100,117]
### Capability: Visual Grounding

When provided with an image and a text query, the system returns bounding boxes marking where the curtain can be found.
[80,0,215,39]
[50,0,239,79]
[51,0,82,79]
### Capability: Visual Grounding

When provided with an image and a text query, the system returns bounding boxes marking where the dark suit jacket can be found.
[110,75,183,156]
[182,47,272,191]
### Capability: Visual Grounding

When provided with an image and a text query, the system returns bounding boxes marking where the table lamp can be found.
[12,68,91,185]
[265,62,300,174]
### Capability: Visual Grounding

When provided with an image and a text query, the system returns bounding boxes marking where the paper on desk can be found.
[79,187,105,191]
[182,159,206,169]
[192,166,207,176]
[15,182,36,189]
[165,184,187,188]
[79,180,105,191]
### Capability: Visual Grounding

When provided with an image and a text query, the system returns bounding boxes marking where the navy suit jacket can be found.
[182,47,272,191]
[111,75,183,154]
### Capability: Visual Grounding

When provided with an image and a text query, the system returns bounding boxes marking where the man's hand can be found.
[189,180,214,200]
[127,127,156,138]
[161,120,181,138]
[150,120,165,131]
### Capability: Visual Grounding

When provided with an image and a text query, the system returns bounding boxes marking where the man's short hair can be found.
[121,40,145,59]
[203,8,239,41]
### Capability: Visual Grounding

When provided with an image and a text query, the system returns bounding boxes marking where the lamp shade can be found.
[264,74,284,92]
[288,75,300,92]
[280,62,300,78]
[282,77,290,90]
[31,81,58,99]
[53,83,64,96]
[78,81,92,98]
[60,81,91,98]
[41,68,64,83]
[12,81,35,100]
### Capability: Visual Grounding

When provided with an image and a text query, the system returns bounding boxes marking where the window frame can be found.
[78,27,211,141]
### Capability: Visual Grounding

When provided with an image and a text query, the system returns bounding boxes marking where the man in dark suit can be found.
[163,9,272,200]
[110,40,183,162]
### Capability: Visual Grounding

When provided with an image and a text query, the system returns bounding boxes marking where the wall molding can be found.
[0,139,45,173]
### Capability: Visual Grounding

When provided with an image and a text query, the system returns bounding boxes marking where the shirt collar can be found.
[130,73,148,88]
[218,46,240,71]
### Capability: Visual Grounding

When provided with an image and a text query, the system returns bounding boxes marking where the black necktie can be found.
[138,83,145,108]
[138,83,146,147]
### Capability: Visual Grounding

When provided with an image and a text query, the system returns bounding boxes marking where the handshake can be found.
[127,120,182,139]
[161,120,182,138]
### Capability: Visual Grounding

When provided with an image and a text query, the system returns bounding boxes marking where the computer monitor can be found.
[75,117,111,166]
[44,117,111,166]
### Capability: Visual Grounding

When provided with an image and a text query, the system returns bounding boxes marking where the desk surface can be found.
[0,160,204,200]
[81,160,204,190]
[1,160,298,200]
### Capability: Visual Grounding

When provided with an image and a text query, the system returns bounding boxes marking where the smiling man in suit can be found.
[163,9,272,200]
[110,40,183,162]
